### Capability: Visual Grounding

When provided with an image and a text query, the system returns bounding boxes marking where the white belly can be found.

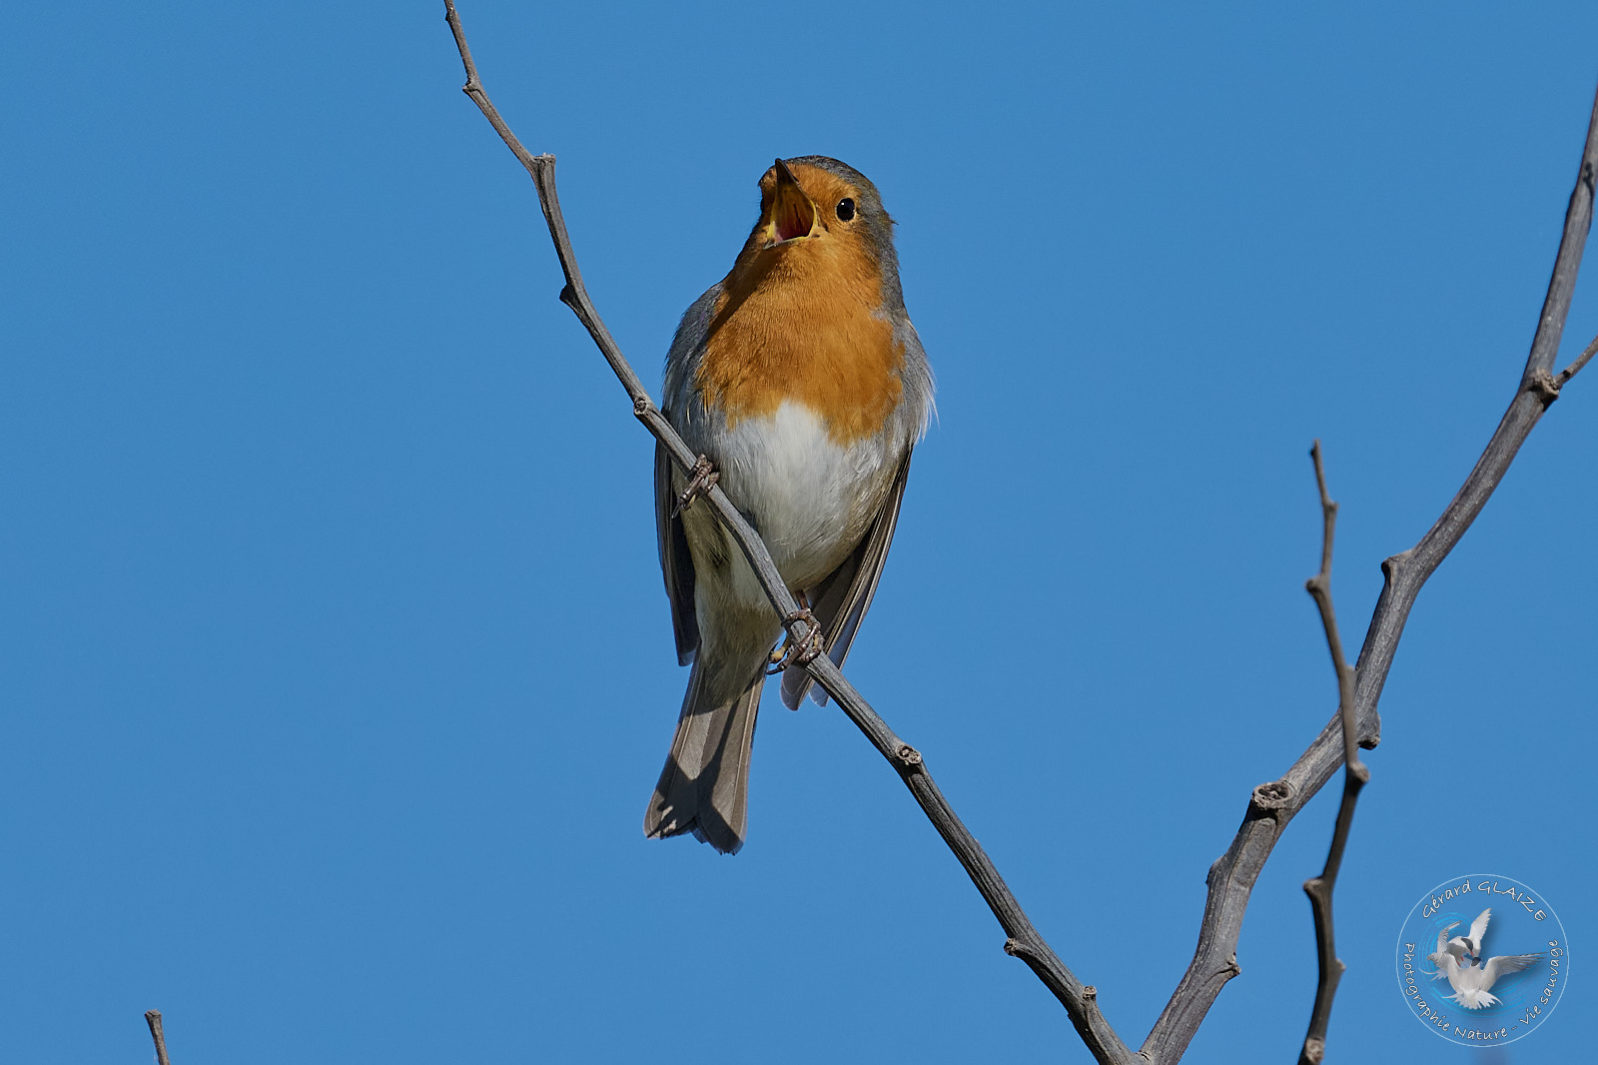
[709,400,897,596]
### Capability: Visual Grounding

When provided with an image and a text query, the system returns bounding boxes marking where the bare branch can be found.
[1143,80,1598,1063]
[1350,83,1596,743]
[144,1010,172,1065]
[1303,438,1355,780]
[1296,443,1369,1065]
[442,3,1134,1061]
[1556,331,1598,388]
[1304,442,1363,785]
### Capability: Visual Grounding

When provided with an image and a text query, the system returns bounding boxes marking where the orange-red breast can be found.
[644,157,934,853]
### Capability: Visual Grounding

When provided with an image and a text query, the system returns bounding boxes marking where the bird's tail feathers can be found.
[1449,989,1502,1010]
[644,664,763,854]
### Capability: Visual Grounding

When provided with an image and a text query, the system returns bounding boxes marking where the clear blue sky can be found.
[5,3,1594,1062]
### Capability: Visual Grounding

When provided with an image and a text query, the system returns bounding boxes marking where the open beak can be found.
[768,158,818,245]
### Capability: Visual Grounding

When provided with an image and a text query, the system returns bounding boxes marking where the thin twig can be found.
[144,1010,172,1065]
[1296,442,1369,1065]
[1556,331,1598,387]
[441,3,1133,1061]
[1142,80,1598,1063]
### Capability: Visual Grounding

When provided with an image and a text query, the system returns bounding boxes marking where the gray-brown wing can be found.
[655,439,698,665]
[780,449,913,709]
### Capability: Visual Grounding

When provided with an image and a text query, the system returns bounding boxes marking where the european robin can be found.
[644,156,934,853]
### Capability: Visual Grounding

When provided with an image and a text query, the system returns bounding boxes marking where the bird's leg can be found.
[672,455,719,516]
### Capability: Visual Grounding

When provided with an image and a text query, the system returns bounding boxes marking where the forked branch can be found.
[1143,82,1598,1064]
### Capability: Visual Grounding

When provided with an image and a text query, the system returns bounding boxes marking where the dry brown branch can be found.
[1296,442,1369,1065]
[442,4,1597,1060]
[144,1010,172,1065]
[1144,83,1598,1063]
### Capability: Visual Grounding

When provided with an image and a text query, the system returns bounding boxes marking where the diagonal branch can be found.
[1142,79,1598,1063]
[1556,331,1598,388]
[442,2,1134,1061]
[1296,442,1369,1065]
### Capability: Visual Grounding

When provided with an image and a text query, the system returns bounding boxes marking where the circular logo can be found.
[1394,874,1568,1047]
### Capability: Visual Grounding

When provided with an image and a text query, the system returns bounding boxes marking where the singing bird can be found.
[644,157,933,853]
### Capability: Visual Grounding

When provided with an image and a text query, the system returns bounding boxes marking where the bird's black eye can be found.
[835,198,856,222]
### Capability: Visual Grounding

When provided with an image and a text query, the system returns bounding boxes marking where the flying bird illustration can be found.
[1427,920,1468,980]
[1425,908,1543,1009]
[1451,908,1494,961]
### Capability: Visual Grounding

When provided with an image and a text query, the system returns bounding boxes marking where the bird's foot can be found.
[766,605,823,678]
[673,455,719,516]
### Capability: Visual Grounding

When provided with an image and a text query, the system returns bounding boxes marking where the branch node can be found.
[1003,937,1021,956]
[1378,549,1418,590]
[632,394,651,418]
[1528,367,1561,405]
[1250,780,1293,813]
[895,743,923,768]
